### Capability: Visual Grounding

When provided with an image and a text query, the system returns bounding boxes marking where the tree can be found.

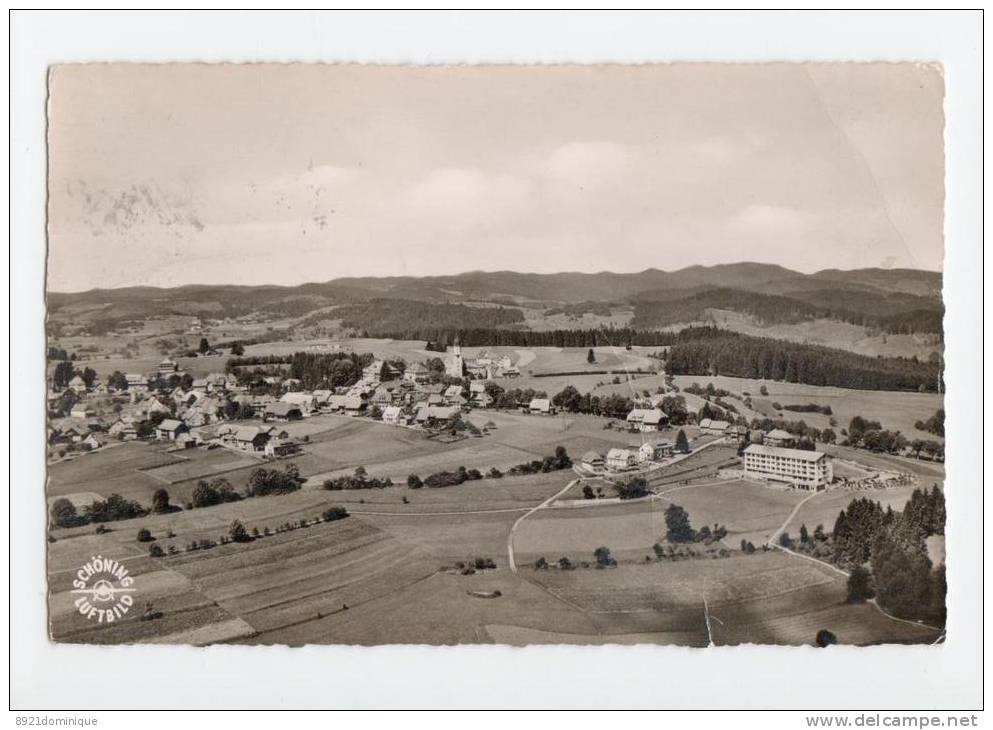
[81,367,98,388]
[151,488,171,514]
[230,342,245,356]
[53,361,75,390]
[664,503,694,543]
[593,546,616,567]
[799,524,810,544]
[582,485,595,500]
[407,474,423,489]
[50,498,79,528]
[674,429,690,454]
[136,528,153,543]
[778,531,793,549]
[587,348,596,364]
[846,565,874,603]
[108,371,129,391]
[198,337,210,354]
[149,544,165,558]
[759,385,768,396]
[229,520,250,543]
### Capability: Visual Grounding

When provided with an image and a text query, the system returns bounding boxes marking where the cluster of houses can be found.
[581,440,677,473]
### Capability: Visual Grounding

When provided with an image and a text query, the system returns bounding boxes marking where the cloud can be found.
[397,167,533,233]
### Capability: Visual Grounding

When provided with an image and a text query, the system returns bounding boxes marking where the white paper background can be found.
[8,9,983,710]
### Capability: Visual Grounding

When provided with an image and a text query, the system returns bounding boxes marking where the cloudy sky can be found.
[47,64,944,292]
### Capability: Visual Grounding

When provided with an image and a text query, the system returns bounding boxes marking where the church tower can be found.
[446,336,464,378]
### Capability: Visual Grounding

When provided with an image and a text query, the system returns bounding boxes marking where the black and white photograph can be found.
[10,9,984,715]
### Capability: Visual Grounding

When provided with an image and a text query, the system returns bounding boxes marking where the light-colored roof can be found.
[529,398,551,410]
[606,447,634,460]
[266,402,301,416]
[626,408,665,424]
[743,444,826,462]
[765,429,794,440]
[582,450,603,463]
[157,419,185,431]
[701,419,730,430]
[382,406,403,419]
[235,426,268,442]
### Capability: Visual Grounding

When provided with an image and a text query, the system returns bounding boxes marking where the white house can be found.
[382,406,404,425]
[637,441,674,462]
[69,404,95,419]
[606,448,637,471]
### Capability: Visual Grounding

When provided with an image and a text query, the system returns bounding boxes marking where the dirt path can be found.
[507,478,579,574]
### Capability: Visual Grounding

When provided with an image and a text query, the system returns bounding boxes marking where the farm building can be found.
[158,358,178,375]
[264,403,303,422]
[69,404,95,419]
[415,405,460,426]
[625,408,667,432]
[581,451,605,471]
[281,392,317,412]
[231,426,273,452]
[742,444,833,491]
[444,385,464,403]
[68,375,88,394]
[529,398,554,415]
[191,378,210,392]
[343,395,365,415]
[606,447,637,471]
[764,429,795,447]
[699,418,730,435]
[107,418,137,441]
[155,419,188,441]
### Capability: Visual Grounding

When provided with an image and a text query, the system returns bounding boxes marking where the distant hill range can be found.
[48,263,943,337]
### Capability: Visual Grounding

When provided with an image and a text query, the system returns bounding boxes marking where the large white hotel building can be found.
[742,444,833,490]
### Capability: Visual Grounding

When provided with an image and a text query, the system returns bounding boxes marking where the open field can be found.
[671,374,943,440]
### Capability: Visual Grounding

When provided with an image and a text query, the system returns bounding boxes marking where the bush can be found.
[229,520,251,543]
[85,494,148,524]
[407,474,423,489]
[149,544,165,558]
[192,478,242,508]
[50,498,81,528]
[245,464,305,497]
[322,507,350,522]
[488,467,503,479]
[593,546,616,568]
[473,557,496,570]
[136,528,153,543]
[533,557,549,570]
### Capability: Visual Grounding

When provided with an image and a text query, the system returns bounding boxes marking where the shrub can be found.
[85,494,147,523]
[149,544,165,558]
[558,557,574,570]
[593,546,616,568]
[50,498,81,528]
[136,528,153,543]
[533,557,549,570]
[151,488,172,514]
[488,467,503,479]
[322,507,350,522]
[407,474,423,489]
[229,520,251,543]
